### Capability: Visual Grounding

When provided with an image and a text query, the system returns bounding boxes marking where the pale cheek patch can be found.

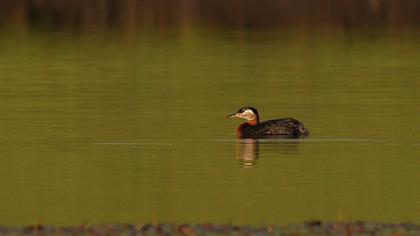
[240,110,255,120]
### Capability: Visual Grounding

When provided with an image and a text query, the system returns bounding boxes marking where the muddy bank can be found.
[1,222,419,236]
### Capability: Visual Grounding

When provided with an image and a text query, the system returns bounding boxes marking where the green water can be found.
[0,29,419,226]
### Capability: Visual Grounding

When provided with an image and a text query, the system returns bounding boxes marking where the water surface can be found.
[0,29,419,225]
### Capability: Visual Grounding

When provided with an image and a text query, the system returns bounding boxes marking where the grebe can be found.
[227,106,309,138]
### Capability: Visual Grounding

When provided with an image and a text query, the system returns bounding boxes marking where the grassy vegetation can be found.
[0,1,419,31]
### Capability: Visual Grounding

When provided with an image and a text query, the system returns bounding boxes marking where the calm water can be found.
[0,29,419,226]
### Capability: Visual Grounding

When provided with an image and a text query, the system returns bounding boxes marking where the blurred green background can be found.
[0,0,419,226]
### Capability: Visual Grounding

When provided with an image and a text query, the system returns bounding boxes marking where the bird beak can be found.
[226,113,238,118]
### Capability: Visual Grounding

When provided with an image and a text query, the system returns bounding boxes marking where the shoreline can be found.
[1,221,419,236]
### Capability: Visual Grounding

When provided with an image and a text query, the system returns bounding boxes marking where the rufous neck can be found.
[247,119,258,126]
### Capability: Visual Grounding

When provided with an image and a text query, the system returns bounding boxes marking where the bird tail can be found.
[299,123,309,136]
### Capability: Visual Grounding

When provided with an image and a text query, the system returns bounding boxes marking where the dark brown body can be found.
[237,118,309,139]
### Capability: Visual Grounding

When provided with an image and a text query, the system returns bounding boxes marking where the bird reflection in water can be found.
[236,139,259,167]
[236,138,301,168]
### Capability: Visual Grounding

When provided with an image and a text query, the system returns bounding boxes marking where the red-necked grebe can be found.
[227,106,309,138]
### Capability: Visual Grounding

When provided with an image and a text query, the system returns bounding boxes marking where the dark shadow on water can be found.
[236,138,301,168]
